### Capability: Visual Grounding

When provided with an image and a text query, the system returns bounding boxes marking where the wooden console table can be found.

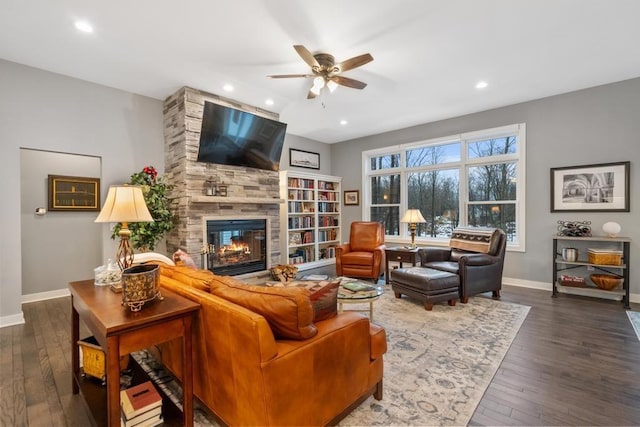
[70,280,200,426]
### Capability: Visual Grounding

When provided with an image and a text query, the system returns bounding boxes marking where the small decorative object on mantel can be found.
[204,177,216,196]
[602,221,622,238]
[556,220,592,237]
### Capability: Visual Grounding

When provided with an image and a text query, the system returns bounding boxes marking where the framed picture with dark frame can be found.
[289,148,320,170]
[550,161,630,212]
[344,190,360,206]
[48,175,101,212]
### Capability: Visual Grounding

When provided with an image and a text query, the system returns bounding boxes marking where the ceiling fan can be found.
[268,45,373,99]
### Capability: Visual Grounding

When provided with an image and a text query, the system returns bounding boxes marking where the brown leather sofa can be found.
[418,227,506,303]
[336,221,386,281]
[156,266,387,426]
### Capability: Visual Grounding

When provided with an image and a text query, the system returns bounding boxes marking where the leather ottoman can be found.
[390,266,460,310]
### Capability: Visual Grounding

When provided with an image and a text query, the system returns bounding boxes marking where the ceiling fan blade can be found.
[334,53,373,73]
[293,45,320,69]
[331,75,368,90]
[267,74,315,79]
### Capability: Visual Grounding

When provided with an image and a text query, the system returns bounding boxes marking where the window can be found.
[363,124,526,251]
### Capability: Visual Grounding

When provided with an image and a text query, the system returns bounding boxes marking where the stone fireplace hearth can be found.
[163,87,284,274]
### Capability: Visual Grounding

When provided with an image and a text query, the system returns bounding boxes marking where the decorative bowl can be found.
[590,274,623,291]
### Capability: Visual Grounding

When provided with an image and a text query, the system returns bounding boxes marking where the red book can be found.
[120,381,162,420]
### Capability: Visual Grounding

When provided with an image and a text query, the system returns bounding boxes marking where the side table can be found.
[385,247,419,284]
[70,279,200,427]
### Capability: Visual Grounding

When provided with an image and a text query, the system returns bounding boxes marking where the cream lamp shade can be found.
[401,209,427,225]
[401,209,426,248]
[95,185,153,223]
[95,185,154,273]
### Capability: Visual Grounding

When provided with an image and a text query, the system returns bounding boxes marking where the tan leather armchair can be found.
[336,221,386,281]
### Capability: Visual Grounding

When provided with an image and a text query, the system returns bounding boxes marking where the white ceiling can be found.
[1,0,640,144]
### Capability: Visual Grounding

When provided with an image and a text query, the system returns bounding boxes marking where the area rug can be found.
[627,310,640,341]
[133,291,530,426]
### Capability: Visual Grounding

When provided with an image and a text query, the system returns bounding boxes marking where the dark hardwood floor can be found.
[1,285,639,426]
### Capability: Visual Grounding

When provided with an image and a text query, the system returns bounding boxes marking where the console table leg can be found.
[71,299,79,394]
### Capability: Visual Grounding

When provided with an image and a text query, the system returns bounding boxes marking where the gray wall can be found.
[20,149,102,295]
[331,77,640,294]
[282,133,333,176]
[0,59,165,325]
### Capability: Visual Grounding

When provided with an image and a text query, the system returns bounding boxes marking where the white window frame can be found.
[362,123,526,252]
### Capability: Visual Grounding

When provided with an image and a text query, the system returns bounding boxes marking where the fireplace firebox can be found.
[204,218,267,276]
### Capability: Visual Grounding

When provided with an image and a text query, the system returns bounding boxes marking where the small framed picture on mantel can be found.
[289,148,320,170]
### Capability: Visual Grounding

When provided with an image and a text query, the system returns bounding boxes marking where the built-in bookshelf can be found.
[280,171,341,271]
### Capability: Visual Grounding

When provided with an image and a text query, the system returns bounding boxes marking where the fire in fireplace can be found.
[204,218,267,276]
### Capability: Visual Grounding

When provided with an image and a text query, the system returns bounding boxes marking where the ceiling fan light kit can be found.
[268,45,373,99]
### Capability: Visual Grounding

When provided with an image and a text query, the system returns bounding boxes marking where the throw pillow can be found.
[172,249,197,269]
[281,280,339,322]
[449,227,500,254]
[209,280,317,340]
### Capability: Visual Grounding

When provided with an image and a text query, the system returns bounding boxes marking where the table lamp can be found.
[401,209,426,248]
[95,185,154,272]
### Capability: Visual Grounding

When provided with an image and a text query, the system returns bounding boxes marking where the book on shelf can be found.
[120,381,162,421]
[120,406,162,427]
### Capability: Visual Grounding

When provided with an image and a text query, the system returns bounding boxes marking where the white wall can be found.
[331,77,640,296]
[0,59,165,326]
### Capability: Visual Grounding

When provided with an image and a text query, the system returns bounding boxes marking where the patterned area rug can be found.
[133,290,530,426]
[627,310,640,341]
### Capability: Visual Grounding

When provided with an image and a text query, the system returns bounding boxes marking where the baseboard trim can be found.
[22,288,70,304]
[0,312,25,328]
[503,276,639,304]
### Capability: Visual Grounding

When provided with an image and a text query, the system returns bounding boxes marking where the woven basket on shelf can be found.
[590,274,623,291]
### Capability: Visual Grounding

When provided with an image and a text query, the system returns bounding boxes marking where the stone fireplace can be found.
[163,87,284,275]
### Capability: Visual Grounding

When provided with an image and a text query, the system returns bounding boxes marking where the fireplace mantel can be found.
[191,195,285,205]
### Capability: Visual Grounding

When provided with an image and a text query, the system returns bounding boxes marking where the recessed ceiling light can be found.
[340,120,348,125]
[265,99,274,106]
[74,20,94,33]
[475,81,488,89]
[223,84,234,92]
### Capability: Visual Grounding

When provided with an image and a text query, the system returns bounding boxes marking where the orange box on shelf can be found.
[587,248,623,266]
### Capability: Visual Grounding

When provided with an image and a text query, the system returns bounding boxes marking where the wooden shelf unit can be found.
[552,235,631,309]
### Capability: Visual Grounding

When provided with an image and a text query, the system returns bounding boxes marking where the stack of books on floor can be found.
[120,380,163,427]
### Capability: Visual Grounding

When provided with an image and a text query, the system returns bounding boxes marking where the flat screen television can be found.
[197,101,287,171]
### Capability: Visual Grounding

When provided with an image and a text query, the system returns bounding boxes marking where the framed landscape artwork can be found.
[289,148,320,169]
[344,190,359,206]
[550,161,630,212]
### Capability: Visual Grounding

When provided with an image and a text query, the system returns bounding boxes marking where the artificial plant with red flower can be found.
[111,166,175,251]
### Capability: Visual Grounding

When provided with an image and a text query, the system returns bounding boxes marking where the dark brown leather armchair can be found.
[336,221,385,281]
[418,228,506,302]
